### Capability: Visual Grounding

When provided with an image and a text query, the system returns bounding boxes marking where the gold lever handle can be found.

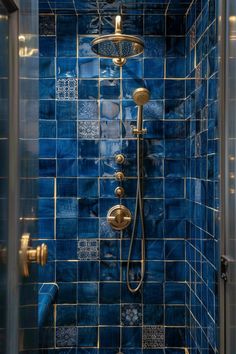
[20,233,48,277]
[108,216,131,222]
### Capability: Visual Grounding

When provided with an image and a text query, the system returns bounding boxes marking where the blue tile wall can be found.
[38,1,219,353]
[185,1,219,353]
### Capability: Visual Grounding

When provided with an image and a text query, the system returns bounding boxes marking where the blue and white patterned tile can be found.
[78,121,99,139]
[77,239,99,260]
[56,326,77,347]
[143,326,165,349]
[56,78,78,101]
[121,304,142,326]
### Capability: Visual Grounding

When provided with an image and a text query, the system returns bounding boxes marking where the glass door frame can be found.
[219,0,236,353]
[2,1,20,354]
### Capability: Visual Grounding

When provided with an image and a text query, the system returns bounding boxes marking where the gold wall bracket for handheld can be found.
[20,233,48,277]
[107,205,132,230]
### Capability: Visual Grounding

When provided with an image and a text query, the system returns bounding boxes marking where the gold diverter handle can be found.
[20,233,48,277]
[107,205,132,231]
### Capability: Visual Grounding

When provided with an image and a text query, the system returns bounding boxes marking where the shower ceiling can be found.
[39,0,193,15]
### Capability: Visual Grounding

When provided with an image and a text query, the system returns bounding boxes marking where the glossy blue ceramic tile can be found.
[79,37,97,57]
[77,305,98,325]
[57,159,77,177]
[99,283,120,304]
[57,282,77,304]
[56,240,77,260]
[144,15,165,35]
[56,101,77,120]
[57,15,77,57]
[57,178,77,197]
[57,58,77,78]
[100,261,120,281]
[56,305,76,326]
[101,100,120,120]
[78,79,99,99]
[39,58,55,78]
[99,304,120,325]
[58,121,77,138]
[100,327,120,348]
[78,58,99,78]
[39,37,55,57]
[122,327,142,348]
[143,304,164,325]
[78,261,99,281]
[144,59,164,78]
[123,59,143,79]
[40,79,55,99]
[100,79,121,99]
[39,121,56,138]
[57,139,77,158]
[77,283,98,304]
[100,59,120,78]
[77,14,99,35]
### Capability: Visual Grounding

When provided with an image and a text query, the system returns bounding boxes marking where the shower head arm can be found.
[115,15,122,34]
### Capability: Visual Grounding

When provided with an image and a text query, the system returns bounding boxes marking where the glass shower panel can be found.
[0,2,9,353]
[18,0,39,351]
[224,1,236,353]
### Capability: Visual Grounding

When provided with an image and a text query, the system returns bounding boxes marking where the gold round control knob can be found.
[115,154,125,164]
[115,186,125,198]
[115,171,125,181]
[107,205,132,230]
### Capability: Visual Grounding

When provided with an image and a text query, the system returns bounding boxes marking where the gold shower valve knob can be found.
[107,205,132,230]
[115,154,125,164]
[115,171,125,181]
[115,186,125,198]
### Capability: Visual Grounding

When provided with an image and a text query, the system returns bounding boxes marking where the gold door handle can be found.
[20,233,48,277]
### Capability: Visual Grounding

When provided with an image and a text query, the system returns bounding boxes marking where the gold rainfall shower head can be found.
[91,15,144,67]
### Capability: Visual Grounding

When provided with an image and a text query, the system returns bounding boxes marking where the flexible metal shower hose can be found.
[126,135,145,293]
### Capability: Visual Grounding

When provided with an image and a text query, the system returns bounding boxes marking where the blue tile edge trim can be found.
[38,283,58,327]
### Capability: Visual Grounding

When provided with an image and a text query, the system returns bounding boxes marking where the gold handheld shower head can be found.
[133,87,150,106]
[132,88,150,136]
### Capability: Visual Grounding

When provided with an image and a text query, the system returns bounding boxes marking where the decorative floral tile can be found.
[143,326,165,349]
[56,326,77,347]
[78,121,99,139]
[78,239,99,260]
[121,304,142,326]
[56,78,78,100]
